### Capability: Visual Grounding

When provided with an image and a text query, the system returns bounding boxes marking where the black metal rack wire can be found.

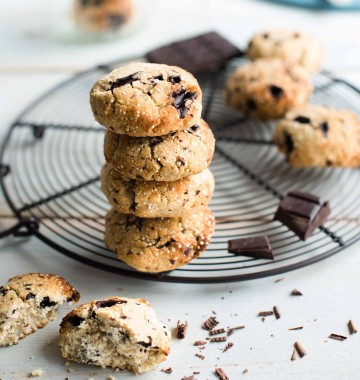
[1,57,360,283]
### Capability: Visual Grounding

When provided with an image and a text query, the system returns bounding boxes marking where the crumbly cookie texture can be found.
[247,28,324,74]
[105,207,215,273]
[274,104,360,167]
[90,62,202,136]
[73,0,133,33]
[59,297,171,374]
[101,164,215,218]
[104,118,215,181]
[225,58,312,120]
[0,273,80,346]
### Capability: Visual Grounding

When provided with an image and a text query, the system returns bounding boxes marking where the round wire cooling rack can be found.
[1,56,360,283]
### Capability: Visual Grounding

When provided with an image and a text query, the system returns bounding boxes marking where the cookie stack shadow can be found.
[90,62,216,273]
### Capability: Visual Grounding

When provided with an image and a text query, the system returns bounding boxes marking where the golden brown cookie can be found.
[274,104,360,167]
[104,119,215,181]
[101,163,215,218]
[59,297,170,373]
[0,273,80,346]
[90,62,202,136]
[225,58,312,120]
[104,207,215,273]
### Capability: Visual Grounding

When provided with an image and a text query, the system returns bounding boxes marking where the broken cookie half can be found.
[59,297,171,374]
[0,273,80,346]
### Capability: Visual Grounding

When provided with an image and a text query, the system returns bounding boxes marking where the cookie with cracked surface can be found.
[225,58,312,120]
[0,273,80,346]
[73,0,133,33]
[104,207,215,273]
[59,297,171,373]
[247,29,324,74]
[90,62,202,136]
[101,164,215,218]
[104,119,215,181]
[274,104,360,167]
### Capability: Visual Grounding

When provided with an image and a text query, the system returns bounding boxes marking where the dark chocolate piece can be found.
[161,368,172,374]
[289,326,303,331]
[172,89,197,119]
[95,299,127,308]
[210,337,227,343]
[291,289,303,296]
[348,320,357,335]
[274,191,330,241]
[39,297,56,309]
[146,31,243,73]
[320,122,329,137]
[176,321,188,339]
[67,315,85,327]
[227,325,245,336]
[223,342,234,352]
[258,311,274,317]
[228,236,273,260]
[194,340,207,346]
[26,293,36,301]
[215,367,229,380]
[273,306,281,319]
[195,353,205,360]
[329,333,347,341]
[294,341,307,357]
[294,116,311,124]
[108,73,140,91]
[209,328,225,336]
[203,316,219,331]
[285,133,294,153]
[269,85,284,100]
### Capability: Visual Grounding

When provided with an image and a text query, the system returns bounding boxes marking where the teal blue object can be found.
[270,0,360,9]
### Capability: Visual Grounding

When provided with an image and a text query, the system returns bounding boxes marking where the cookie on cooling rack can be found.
[104,119,215,181]
[73,0,134,33]
[59,297,171,373]
[274,104,360,167]
[101,164,215,218]
[104,207,215,273]
[90,62,202,136]
[0,273,80,346]
[247,29,324,74]
[225,58,312,120]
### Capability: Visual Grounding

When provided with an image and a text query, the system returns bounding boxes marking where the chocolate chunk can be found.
[138,336,152,347]
[215,367,229,380]
[329,333,347,341]
[228,236,274,260]
[169,75,181,84]
[172,88,197,119]
[184,247,192,256]
[149,136,163,147]
[269,85,284,100]
[291,289,303,296]
[285,133,294,154]
[26,293,36,301]
[294,116,311,124]
[188,124,200,133]
[95,299,127,308]
[0,286,8,296]
[247,99,257,111]
[109,73,140,91]
[67,315,85,327]
[177,156,186,166]
[39,297,56,309]
[146,31,244,73]
[289,326,303,331]
[67,290,80,303]
[274,191,331,241]
[320,122,329,137]
[203,316,219,330]
[176,321,188,339]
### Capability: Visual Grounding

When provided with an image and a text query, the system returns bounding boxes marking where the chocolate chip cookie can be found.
[104,206,215,273]
[73,0,133,33]
[274,104,360,167]
[59,297,171,373]
[101,164,215,218]
[247,29,324,74]
[104,119,215,181]
[225,58,312,120]
[90,62,202,136]
[0,273,80,346]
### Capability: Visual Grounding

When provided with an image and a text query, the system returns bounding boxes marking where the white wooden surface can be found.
[1,0,360,379]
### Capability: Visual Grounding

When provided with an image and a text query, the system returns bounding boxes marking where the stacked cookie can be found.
[90,62,216,273]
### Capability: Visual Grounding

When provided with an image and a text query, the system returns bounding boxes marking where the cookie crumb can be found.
[28,369,44,378]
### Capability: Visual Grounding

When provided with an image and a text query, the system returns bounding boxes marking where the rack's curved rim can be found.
[1,58,359,283]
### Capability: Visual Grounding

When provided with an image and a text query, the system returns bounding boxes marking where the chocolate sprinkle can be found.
[273,306,281,319]
[258,311,274,317]
[223,342,234,352]
[203,316,219,331]
[291,289,303,296]
[227,325,245,336]
[289,326,303,331]
[210,337,227,343]
[291,347,297,361]
[195,353,205,360]
[294,341,307,357]
[348,320,357,335]
[329,333,347,341]
[209,328,225,336]
[161,368,172,374]
[215,367,229,380]
[176,321,188,339]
